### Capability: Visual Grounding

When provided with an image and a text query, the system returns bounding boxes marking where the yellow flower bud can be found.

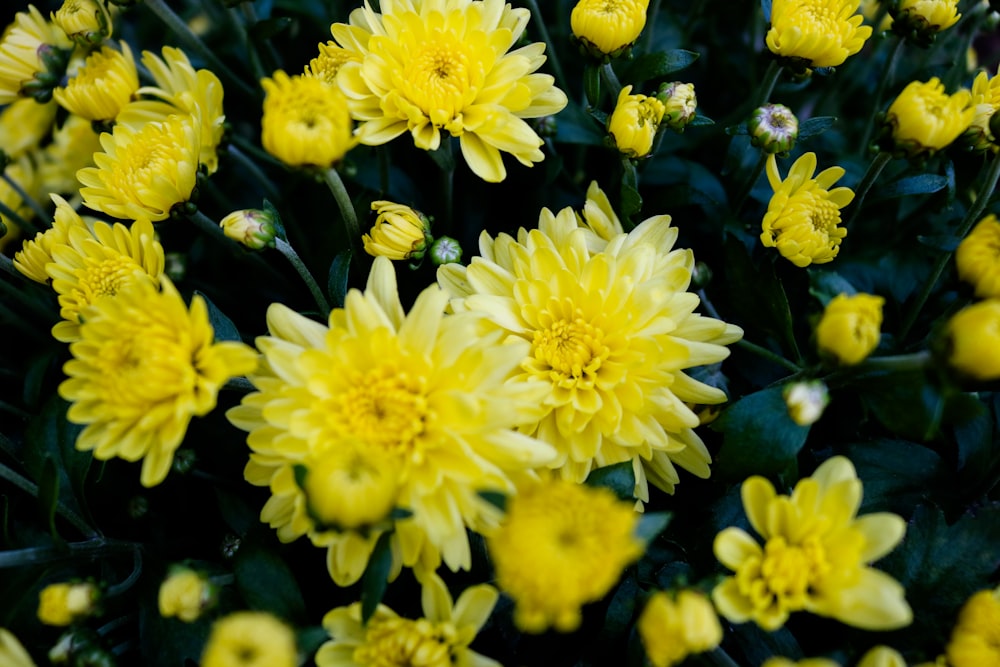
[885,78,974,157]
[202,612,296,667]
[956,214,1000,298]
[38,582,99,626]
[302,442,401,530]
[816,293,884,365]
[638,590,722,667]
[53,0,113,45]
[158,567,214,622]
[891,0,960,45]
[220,209,277,250]
[782,380,829,426]
[571,0,650,58]
[945,300,1000,381]
[657,82,697,131]
[362,200,430,261]
[963,67,1000,153]
[946,585,1000,667]
[607,85,666,158]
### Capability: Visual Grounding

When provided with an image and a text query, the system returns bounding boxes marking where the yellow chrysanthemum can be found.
[115,47,225,174]
[965,66,1000,153]
[571,0,651,57]
[766,0,872,69]
[956,214,1000,298]
[259,70,355,169]
[885,78,974,157]
[815,292,884,365]
[37,113,102,195]
[0,5,73,104]
[201,612,297,667]
[52,0,113,45]
[438,181,742,499]
[858,646,907,667]
[945,299,1000,382]
[59,277,258,487]
[712,456,912,631]
[363,200,430,260]
[761,152,854,268]
[315,572,500,667]
[0,97,57,158]
[158,567,213,623]
[0,628,36,667]
[332,0,568,182]
[37,582,98,626]
[946,585,1000,667]
[305,41,361,85]
[762,658,840,667]
[638,590,723,667]
[77,112,201,222]
[486,476,644,633]
[607,84,666,158]
[13,194,90,283]
[893,0,960,35]
[53,42,138,121]
[226,257,554,585]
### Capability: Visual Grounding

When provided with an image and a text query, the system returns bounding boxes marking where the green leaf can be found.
[477,490,507,512]
[597,573,639,646]
[808,270,856,305]
[556,104,606,146]
[713,387,810,479]
[687,114,714,127]
[37,457,59,540]
[584,65,601,109]
[623,50,699,83]
[797,116,836,140]
[427,141,456,171]
[196,292,242,343]
[361,531,394,625]
[327,250,352,309]
[860,371,943,441]
[868,174,949,205]
[916,233,961,252]
[23,396,90,528]
[845,439,944,514]
[297,626,331,658]
[635,512,671,542]
[585,461,636,501]
[234,545,307,623]
[725,124,749,136]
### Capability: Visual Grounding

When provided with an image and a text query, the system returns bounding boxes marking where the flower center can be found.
[736,536,830,615]
[338,365,428,453]
[532,314,610,388]
[808,197,842,235]
[402,37,474,124]
[355,617,457,667]
[74,257,141,304]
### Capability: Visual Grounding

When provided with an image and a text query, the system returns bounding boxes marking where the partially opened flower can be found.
[158,567,215,623]
[766,0,872,69]
[363,200,431,261]
[945,299,1000,381]
[52,0,113,45]
[571,0,651,58]
[891,0,960,44]
[37,112,102,195]
[946,585,1000,667]
[0,97,57,158]
[607,85,665,158]
[956,214,1000,298]
[37,582,99,626]
[885,78,974,158]
[815,292,884,365]
[53,42,138,121]
[332,0,568,182]
[13,194,90,283]
[858,646,907,667]
[964,66,1000,153]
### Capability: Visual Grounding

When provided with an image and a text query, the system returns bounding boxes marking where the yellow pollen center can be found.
[338,366,428,452]
[737,536,830,614]
[403,39,473,122]
[75,257,140,304]
[809,198,841,234]
[355,617,456,667]
[532,317,609,388]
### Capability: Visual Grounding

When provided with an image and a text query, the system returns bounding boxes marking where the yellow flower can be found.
[0,629,36,667]
[220,209,277,250]
[77,112,201,222]
[53,42,139,122]
[571,0,651,58]
[761,152,853,268]
[638,590,723,667]
[607,85,666,158]
[815,292,884,365]
[37,112,102,195]
[893,0,961,36]
[858,646,907,667]
[486,477,644,633]
[956,214,1000,298]
[260,70,354,169]
[438,181,742,499]
[885,78,974,157]
[332,0,568,182]
[363,200,430,260]
[964,66,1000,153]
[945,299,1000,381]
[0,97,57,158]
[712,456,912,631]
[305,41,360,85]
[315,572,500,667]
[201,611,297,667]
[226,257,554,585]
[37,582,98,626]
[0,5,73,104]
[158,567,214,623]
[946,586,1000,667]
[763,659,840,667]
[13,194,88,283]
[659,81,698,131]
[766,0,872,69]
[52,0,113,45]
[59,277,258,487]
[783,380,830,426]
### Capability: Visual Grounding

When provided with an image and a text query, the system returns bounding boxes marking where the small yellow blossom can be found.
[783,380,830,426]
[885,78,974,157]
[766,0,872,69]
[638,590,723,667]
[858,646,907,667]
[201,611,296,667]
[945,299,1000,381]
[220,209,277,250]
[363,200,431,261]
[763,658,840,667]
[658,81,697,131]
[37,582,98,626]
[158,567,214,623]
[816,293,884,365]
[964,66,1000,152]
[946,586,1000,667]
[53,0,113,45]
[0,628,36,667]
[761,152,854,267]
[486,477,644,633]
[956,214,1000,298]
[53,42,138,122]
[0,5,73,104]
[607,85,666,158]
[302,439,401,530]
[0,98,57,159]
[571,0,651,58]
[712,456,912,631]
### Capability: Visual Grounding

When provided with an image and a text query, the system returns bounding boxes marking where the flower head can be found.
[0,5,73,104]
[749,103,799,155]
[761,152,853,268]
[53,42,139,122]
[815,292,884,365]
[363,200,431,261]
[0,629,35,667]
[201,611,297,667]
[946,585,1000,667]
[638,590,723,667]
[891,0,960,45]
[438,182,742,499]
[763,659,840,667]
[0,97,57,159]
[37,582,99,626]
[220,209,277,250]
[305,40,360,85]
[260,70,354,169]
[158,566,215,623]
[571,0,651,58]
[657,81,697,131]
[766,0,872,69]
[53,0,114,45]
[712,456,912,631]
[227,257,554,585]
[59,277,258,487]
[77,112,201,221]
[13,194,89,283]
[956,214,1000,298]
[964,66,1000,153]
[945,299,1000,381]
[332,0,568,182]
[885,78,974,158]
[607,84,666,158]
[783,380,830,425]
[858,646,907,667]
[486,476,644,633]
[315,572,500,667]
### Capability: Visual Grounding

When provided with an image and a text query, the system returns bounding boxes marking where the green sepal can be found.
[361,531,394,625]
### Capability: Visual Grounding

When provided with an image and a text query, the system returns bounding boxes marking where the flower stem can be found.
[0,538,138,569]
[321,167,361,259]
[187,209,288,283]
[861,350,932,372]
[224,143,280,201]
[899,154,1000,341]
[0,460,98,539]
[523,0,570,96]
[753,60,782,108]
[274,237,330,314]
[736,339,802,373]
[858,35,905,156]
[706,647,744,667]
[2,172,49,223]
[733,150,768,214]
[0,198,40,235]
[600,62,623,101]
[844,150,893,228]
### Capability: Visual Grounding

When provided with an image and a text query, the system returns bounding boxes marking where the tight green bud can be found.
[748,104,799,156]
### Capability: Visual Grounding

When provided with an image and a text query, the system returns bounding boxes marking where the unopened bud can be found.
[748,104,799,155]
[363,201,431,261]
[430,236,462,265]
[38,582,100,626]
[220,209,277,250]
[783,380,829,426]
[158,566,217,623]
[657,82,697,131]
[53,0,113,46]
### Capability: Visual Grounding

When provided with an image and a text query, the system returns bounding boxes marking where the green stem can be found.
[860,351,931,372]
[321,167,361,259]
[733,151,768,214]
[600,62,623,101]
[753,60,782,108]
[858,35,905,155]
[224,143,279,201]
[0,538,137,569]
[736,339,802,373]
[523,0,570,96]
[705,647,744,667]
[899,154,1000,341]
[844,151,893,228]
[0,462,98,539]
[2,172,48,223]
[0,253,17,278]
[187,209,289,283]
[239,3,281,78]
[274,238,330,313]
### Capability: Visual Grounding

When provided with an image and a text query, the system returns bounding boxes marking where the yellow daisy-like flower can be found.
[158,567,214,623]
[0,5,73,104]
[766,0,872,69]
[315,572,500,667]
[760,152,854,268]
[885,78,974,157]
[0,628,36,667]
[53,42,138,121]
[226,257,554,585]
[0,97,57,159]
[332,0,568,183]
[956,214,1000,298]
[77,112,201,222]
[965,66,1000,153]
[201,611,297,667]
[305,41,361,85]
[438,181,743,499]
[52,0,113,45]
[712,456,912,631]
[58,277,258,487]
[37,113,102,195]
[486,476,644,633]
[571,0,651,58]
[893,0,960,36]
[607,84,666,158]
[638,590,723,667]
[762,658,840,667]
[946,585,1000,667]
[37,582,98,626]
[13,194,89,284]
[363,200,430,260]
[815,292,884,365]
[945,299,1000,382]
[259,70,355,169]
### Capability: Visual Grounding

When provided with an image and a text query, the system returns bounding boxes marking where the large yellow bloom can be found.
[956,214,1000,298]
[226,257,554,585]
[77,112,201,222]
[59,277,258,487]
[946,585,1000,667]
[761,152,853,268]
[571,0,650,57]
[332,0,568,182]
[438,182,742,500]
[766,0,872,69]
[315,572,500,667]
[885,78,974,157]
[53,42,139,121]
[712,456,912,631]
[0,5,72,104]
